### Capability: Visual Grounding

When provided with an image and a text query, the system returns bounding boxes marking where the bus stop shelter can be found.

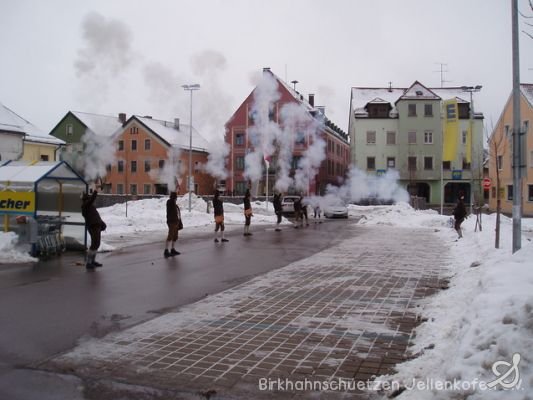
[0,160,87,257]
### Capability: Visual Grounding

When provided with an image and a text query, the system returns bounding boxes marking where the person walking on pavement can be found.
[301,196,309,226]
[453,196,467,239]
[81,188,107,270]
[213,191,228,243]
[164,191,181,257]
[293,194,303,229]
[243,189,253,236]
[314,205,321,219]
[273,192,282,232]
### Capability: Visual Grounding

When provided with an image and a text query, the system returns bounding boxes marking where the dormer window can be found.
[416,90,423,96]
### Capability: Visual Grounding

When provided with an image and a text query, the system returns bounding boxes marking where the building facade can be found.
[104,115,214,196]
[225,68,350,196]
[349,81,484,206]
[488,84,533,216]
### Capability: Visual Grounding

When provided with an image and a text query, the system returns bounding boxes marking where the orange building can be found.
[488,84,533,216]
[104,115,214,196]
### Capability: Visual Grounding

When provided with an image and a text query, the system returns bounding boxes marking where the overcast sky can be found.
[1,0,532,141]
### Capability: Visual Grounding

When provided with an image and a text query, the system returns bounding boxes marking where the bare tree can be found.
[519,0,533,39]
[487,123,506,249]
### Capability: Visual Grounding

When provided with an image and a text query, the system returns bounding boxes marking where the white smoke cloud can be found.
[74,12,134,78]
[204,138,230,181]
[151,147,183,192]
[80,132,117,182]
[243,73,281,182]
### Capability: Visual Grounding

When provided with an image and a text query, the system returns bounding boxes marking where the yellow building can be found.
[488,84,533,216]
[22,134,64,162]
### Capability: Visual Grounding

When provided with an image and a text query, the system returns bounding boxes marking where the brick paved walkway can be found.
[43,225,449,399]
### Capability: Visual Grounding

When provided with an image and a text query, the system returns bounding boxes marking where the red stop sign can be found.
[483,177,491,190]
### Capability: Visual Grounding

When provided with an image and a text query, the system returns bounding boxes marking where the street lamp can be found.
[182,83,201,212]
[461,85,482,215]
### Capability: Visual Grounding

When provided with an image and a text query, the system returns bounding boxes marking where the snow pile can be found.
[0,231,38,264]
[365,207,533,399]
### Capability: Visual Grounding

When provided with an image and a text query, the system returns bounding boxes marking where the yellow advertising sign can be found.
[443,99,459,162]
[0,191,36,215]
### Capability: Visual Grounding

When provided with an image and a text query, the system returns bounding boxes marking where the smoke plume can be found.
[151,147,183,193]
[80,132,117,182]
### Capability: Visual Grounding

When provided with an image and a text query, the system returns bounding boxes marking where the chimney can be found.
[174,118,180,130]
[118,113,126,124]
[308,94,315,107]
[262,67,271,75]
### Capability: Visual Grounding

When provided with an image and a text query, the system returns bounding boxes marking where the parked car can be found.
[281,195,300,215]
[323,204,348,219]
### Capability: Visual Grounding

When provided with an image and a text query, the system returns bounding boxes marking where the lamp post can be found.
[182,83,200,212]
[461,85,482,215]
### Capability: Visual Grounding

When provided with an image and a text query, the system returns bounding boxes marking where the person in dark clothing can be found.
[301,196,309,226]
[213,191,228,243]
[453,196,467,238]
[81,189,106,269]
[243,189,253,236]
[293,194,303,228]
[273,193,282,232]
[165,192,181,257]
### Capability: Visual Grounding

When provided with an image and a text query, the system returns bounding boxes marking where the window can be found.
[367,157,375,170]
[131,140,137,151]
[497,155,503,170]
[408,104,417,117]
[530,150,533,168]
[408,156,417,171]
[528,185,533,201]
[106,164,112,172]
[66,124,73,136]
[463,159,471,170]
[144,160,151,172]
[291,156,302,169]
[491,187,496,199]
[40,155,49,161]
[118,160,124,173]
[408,131,417,144]
[424,104,433,117]
[159,159,165,169]
[118,140,124,151]
[295,131,306,145]
[386,131,396,145]
[144,184,151,195]
[507,185,513,201]
[130,184,137,195]
[462,131,468,145]
[194,161,200,173]
[130,126,139,134]
[442,161,451,170]
[424,156,433,170]
[524,120,529,134]
[387,157,396,168]
[102,183,112,194]
[235,181,246,195]
[235,132,245,146]
[117,184,124,194]
[131,160,137,173]
[505,125,510,137]
[236,156,245,170]
[424,131,433,144]
[144,139,151,151]
[366,131,376,145]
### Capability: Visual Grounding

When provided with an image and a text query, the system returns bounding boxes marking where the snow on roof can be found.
[135,116,210,152]
[521,83,533,108]
[72,111,124,137]
[24,134,64,146]
[351,83,477,117]
[0,161,82,184]
[0,102,46,136]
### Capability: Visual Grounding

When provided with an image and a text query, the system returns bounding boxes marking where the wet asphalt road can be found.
[0,218,355,400]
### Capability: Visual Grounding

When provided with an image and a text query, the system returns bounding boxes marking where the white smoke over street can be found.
[244,73,281,182]
[79,132,117,182]
[151,147,183,192]
[204,139,230,181]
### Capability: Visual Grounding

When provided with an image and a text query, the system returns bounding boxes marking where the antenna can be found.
[433,62,451,87]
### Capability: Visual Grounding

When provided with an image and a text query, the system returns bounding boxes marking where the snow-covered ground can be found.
[1,196,531,397]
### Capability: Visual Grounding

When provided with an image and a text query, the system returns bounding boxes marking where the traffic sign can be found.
[483,177,491,190]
